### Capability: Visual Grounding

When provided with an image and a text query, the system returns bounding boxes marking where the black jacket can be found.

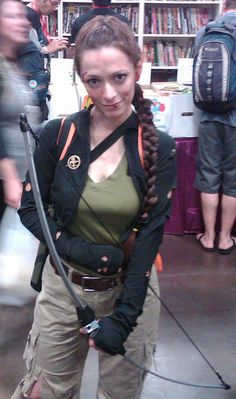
[19,109,176,354]
[18,41,49,103]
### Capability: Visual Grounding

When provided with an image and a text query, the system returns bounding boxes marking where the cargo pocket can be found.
[138,342,157,385]
[21,329,42,397]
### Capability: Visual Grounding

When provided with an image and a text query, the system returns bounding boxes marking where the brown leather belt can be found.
[49,255,124,292]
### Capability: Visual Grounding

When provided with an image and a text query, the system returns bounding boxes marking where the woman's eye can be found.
[115,74,127,83]
[87,78,100,87]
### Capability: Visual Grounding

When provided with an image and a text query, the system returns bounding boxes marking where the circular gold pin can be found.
[67,155,81,170]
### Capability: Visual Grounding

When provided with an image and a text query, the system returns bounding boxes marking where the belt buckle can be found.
[81,276,116,292]
[107,278,116,291]
[81,276,97,292]
[101,277,116,291]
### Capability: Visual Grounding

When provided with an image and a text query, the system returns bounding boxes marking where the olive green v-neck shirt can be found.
[69,155,140,246]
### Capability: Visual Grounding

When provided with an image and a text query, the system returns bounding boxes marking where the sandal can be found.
[218,237,236,255]
[196,233,216,252]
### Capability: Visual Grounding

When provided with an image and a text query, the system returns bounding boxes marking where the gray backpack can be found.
[192,13,236,113]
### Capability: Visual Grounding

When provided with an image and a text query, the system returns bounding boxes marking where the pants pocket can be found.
[23,330,39,374]
[20,330,42,396]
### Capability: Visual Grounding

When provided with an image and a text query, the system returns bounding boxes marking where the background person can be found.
[22,0,68,120]
[70,0,130,44]
[195,0,236,254]
[26,0,68,55]
[0,0,40,221]
[12,16,176,399]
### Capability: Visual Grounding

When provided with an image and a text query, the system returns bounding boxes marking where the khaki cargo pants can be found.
[11,257,160,399]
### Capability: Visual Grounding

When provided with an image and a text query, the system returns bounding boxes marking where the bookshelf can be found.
[58,0,140,37]
[29,0,224,81]
[140,0,223,81]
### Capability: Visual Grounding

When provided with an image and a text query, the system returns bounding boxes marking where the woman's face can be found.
[0,1,30,47]
[80,47,141,122]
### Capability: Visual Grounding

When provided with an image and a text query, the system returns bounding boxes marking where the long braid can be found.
[133,84,159,222]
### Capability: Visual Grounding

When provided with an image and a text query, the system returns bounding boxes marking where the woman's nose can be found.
[102,83,116,100]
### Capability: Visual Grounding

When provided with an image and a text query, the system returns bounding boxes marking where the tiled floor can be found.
[0,234,236,399]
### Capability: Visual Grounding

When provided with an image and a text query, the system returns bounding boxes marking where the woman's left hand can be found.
[80,317,127,356]
[79,327,100,351]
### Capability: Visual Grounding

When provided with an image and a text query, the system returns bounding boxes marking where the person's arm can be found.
[0,86,22,208]
[92,132,176,355]
[0,75,7,160]
[0,158,22,209]
[41,37,68,55]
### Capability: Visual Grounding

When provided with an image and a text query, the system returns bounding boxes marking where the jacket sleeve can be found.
[93,132,176,355]
[18,118,61,241]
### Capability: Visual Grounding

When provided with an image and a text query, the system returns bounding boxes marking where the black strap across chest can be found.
[58,111,137,164]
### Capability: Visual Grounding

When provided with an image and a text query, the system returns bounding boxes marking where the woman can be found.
[0,0,39,221]
[12,16,176,399]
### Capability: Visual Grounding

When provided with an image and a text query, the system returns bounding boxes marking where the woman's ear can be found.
[135,61,142,82]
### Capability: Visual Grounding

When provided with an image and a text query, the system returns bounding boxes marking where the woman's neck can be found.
[90,106,132,136]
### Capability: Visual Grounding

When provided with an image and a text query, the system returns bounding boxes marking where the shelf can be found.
[152,66,179,69]
[61,0,139,2]
[144,1,220,4]
[143,34,196,38]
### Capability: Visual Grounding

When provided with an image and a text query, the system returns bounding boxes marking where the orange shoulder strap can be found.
[138,125,144,168]
[82,95,93,110]
[57,117,76,161]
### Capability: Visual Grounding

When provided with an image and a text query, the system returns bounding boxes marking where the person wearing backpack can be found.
[194,0,236,254]
[11,16,176,399]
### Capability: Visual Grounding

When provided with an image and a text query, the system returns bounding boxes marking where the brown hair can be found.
[74,16,159,222]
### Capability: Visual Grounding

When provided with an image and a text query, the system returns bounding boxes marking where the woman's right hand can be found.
[54,231,124,275]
